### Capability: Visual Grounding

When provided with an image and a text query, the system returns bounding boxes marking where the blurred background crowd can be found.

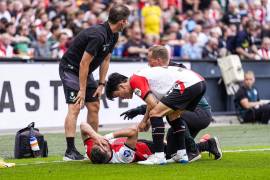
[0,0,270,60]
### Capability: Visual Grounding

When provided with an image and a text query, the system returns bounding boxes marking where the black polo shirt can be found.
[61,21,119,75]
[234,85,260,116]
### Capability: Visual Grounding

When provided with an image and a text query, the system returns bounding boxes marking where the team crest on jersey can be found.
[173,82,180,90]
[123,150,131,157]
[69,91,76,101]
[134,88,142,97]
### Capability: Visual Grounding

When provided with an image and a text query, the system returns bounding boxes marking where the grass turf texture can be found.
[0,125,270,179]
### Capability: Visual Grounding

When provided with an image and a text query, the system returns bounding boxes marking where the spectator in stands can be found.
[51,32,69,59]
[141,0,163,45]
[0,33,13,57]
[257,37,270,60]
[0,17,8,33]
[32,30,52,58]
[221,1,241,29]
[73,10,85,29]
[13,25,31,58]
[202,37,220,59]
[238,2,248,18]
[182,0,200,12]
[163,21,185,58]
[207,0,222,26]
[181,32,202,59]
[123,26,149,58]
[48,24,61,48]
[0,0,11,22]
[234,71,270,124]
[182,10,197,33]
[10,1,24,26]
[262,0,270,23]
[194,24,208,48]
[0,0,268,61]
[250,0,265,24]
[6,22,15,36]
[235,20,260,60]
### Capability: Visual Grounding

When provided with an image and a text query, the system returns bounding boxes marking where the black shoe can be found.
[63,149,84,161]
[208,137,222,160]
[188,150,201,163]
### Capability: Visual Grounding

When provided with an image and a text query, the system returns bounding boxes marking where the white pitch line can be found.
[222,148,270,153]
[13,148,270,166]
[16,160,68,166]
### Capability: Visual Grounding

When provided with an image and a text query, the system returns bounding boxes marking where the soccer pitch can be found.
[0,125,270,179]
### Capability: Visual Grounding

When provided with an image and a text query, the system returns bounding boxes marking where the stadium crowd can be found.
[0,0,270,60]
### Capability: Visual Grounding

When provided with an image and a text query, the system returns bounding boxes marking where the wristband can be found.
[104,133,114,140]
[98,82,106,86]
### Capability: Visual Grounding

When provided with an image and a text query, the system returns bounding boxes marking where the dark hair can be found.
[105,73,128,100]
[108,4,130,24]
[90,145,111,164]
[50,24,60,33]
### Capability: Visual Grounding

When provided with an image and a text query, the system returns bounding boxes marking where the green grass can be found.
[0,125,270,179]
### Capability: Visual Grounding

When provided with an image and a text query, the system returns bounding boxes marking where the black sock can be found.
[150,117,165,153]
[183,121,198,153]
[169,118,186,150]
[66,137,75,151]
[197,141,209,152]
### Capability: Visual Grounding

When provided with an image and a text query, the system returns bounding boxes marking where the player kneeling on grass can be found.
[105,64,206,165]
[81,122,153,164]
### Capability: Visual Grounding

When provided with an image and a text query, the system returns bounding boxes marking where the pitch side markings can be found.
[14,148,270,166]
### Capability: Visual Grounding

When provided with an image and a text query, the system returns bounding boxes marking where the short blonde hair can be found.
[245,70,255,78]
[149,45,169,63]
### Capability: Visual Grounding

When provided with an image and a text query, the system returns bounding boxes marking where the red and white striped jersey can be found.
[85,138,152,164]
[130,66,204,100]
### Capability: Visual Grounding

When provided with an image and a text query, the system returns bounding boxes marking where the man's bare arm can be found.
[105,127,138,149]
[75,52,94,108]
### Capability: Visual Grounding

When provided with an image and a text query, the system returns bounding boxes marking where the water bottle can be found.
[30,135,40,157]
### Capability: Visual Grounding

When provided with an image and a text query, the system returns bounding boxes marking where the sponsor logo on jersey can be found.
[123,150,131,157]
[134,88,142,97]
[103,44,110,52]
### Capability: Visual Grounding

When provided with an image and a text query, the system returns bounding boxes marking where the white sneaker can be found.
[167,153,189,164]
[137,154,167,165]
[84,153,89,160]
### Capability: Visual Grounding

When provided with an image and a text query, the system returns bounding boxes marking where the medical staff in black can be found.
[235,71,270,124]
[59,4,130,160]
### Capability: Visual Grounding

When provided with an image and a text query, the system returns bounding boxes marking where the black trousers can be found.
[182,107,212,138]
[139,107,213,158]
[165,107,212,158]
[243,104,270,124]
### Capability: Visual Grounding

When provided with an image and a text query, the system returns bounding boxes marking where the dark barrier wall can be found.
[189,60,270,114]
[1,58,270,113]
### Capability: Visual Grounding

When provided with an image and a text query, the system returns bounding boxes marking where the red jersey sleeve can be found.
[84,138,94,159]
[129,74,151,100]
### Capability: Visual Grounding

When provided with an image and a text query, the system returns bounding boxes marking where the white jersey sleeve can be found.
[109,145,135,164]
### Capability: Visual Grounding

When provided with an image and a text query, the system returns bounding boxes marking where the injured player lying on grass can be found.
[80,122,221,164]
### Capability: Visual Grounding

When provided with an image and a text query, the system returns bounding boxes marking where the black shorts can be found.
[59,66,98,104]
[160,81,206,111]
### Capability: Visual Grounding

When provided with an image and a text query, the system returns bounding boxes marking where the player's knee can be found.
[149,108,161,117]
[68,105,80,118]
[87,101,100,113]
